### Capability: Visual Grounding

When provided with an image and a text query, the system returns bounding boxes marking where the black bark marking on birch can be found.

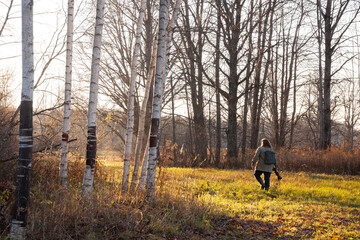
[86,126,97,169]
[62,133,69,142]
[19,129,32,137]
[20,101,33,129]
[14,157,31,226]
[13,100,33,227]
[149,118,159,147]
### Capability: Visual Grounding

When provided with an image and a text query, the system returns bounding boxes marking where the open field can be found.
[1,155,360,239]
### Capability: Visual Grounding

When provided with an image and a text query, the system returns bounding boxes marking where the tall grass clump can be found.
[161,144,360,175]
[1,153,233,239]
[1,153,148,239]
[278,147,360,175]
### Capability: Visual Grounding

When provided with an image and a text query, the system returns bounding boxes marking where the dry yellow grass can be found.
[1,152,359,239]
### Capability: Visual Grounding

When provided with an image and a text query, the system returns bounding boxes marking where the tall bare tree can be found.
[10,0,34,238]
[82,0,105,197]
[170,75,177,163]
[317,0,360,149]
[316,1,324,149]
[121,0,147,194]
[130,37,157,192]
[133,0,156,192]
[269,1,305,148]
[214,2,222,167]
[250,0,272,149]
[60,0,75,188]
[215,0,249,162]
[240,0,255,163]
[145,0,167,200]
[178,0,208,165]
[278,2,303,147]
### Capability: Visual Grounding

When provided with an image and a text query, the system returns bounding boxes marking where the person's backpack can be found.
[264,150,276,165]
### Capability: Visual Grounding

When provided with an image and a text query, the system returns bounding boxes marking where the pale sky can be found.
[0,0,69,108]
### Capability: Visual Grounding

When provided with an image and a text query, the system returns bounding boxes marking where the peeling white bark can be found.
[145,0,181,200]
[11,0,34,239]
[60,0,74,188]
[145,0,168,200]
[10,221,26,240]
[121,0,147,193]
[138,143,149,191]
[82,0,105,197]
[130,37,157,192]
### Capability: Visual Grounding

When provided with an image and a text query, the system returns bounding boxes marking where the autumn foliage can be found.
[161,142,360,175]
[276,147,360,175]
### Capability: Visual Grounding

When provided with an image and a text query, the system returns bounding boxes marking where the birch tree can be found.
[163,0,181,92]
[82,0,105,197]
[145,0,167,200]
[10,0,34,238]
[59,0,74,188]
[130,0,156,192]
[143,0,181,196]
[121,0,147,193]
[137,142,149,190]
[130,39,157,192]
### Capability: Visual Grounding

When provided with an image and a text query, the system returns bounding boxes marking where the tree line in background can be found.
[96,0,360,166]
[1,0,360,238]
[1,0,360,174]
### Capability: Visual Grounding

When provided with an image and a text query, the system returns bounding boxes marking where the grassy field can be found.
[1,155,360,239]
[157,167,360,239]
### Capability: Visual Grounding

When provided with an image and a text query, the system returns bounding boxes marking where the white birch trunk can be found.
[121,0,147,193]
[159,0,181,107]
[145,0,168,200]
[129,38,157,192]
[138,142,149,191]
[60,0,74,188]
[163,0,181,84]
[11,0,34,238]
[82,0,105,197]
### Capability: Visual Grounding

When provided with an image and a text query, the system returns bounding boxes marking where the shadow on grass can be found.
[308,174,343,181]
[131,195,321,240]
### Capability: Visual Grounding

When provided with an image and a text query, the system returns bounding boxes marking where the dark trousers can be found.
[254,170,271,190]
